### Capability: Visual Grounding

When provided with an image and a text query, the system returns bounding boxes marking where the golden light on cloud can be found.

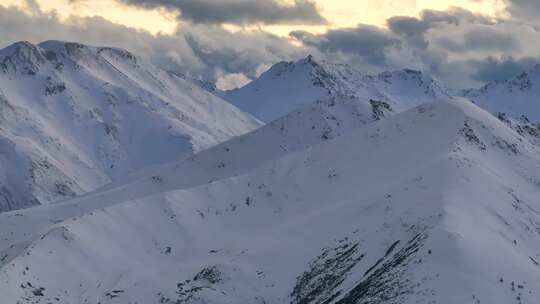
[53,0,179,35]
[0,0,508,37]
[321,0,506,26]
[265,0,507,36]
[0,0,179,35]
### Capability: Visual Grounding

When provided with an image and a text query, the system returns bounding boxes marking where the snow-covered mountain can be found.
[0,92,397,255]
[458,65,540,147]
[0,41,261,212]
[4,37,540,304]
[463,64,540,121]
[2,99,540,303]
[224,55,453,122]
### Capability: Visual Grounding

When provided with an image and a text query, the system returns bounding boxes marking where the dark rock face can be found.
[291,238,366,304]
[291,232,427,304]
[497,112,540,147]
[369,100,393,121]
[335,234,426,304]
[158,265,225,304]
[459,121,487,151]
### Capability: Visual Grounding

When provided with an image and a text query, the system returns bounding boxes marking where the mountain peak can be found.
[261,55,325,80]
[0,40,141,76]
[461,62,540,121]
[0,41,47,75]
[226,56,454,122]
[477,63,540,92]
[38,40,137,64]
[39,40,101,61]
[38,40,71,53]
[525,63,540,76]
[0,41,38,56]
[97,46,138,63]
[376,68,429,80]
[298,54,319,66]
[0,39,261,212]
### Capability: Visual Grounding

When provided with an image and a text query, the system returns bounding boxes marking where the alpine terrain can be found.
[1,39,540,304]
[223,55,453,122]
[1,99,540,303]
[0,41,260,212]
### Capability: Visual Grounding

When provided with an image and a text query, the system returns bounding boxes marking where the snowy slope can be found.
[224,55,453,122]
[0,93,395,254]
[50,62,446,213]
[2,100,540,303]
[0,41,260,212]
[463,64,540,121]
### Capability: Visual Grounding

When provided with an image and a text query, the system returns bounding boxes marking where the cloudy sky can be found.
[1,0,539,89]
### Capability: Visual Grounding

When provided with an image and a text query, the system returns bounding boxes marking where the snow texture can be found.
[0,41,260,212]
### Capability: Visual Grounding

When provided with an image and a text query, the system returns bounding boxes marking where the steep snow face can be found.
[224,56,453,122]
[0,41,260,211]
[463,65,540,121]
[2,100,540,303]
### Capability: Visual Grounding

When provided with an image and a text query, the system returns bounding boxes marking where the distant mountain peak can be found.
[509,71,533,91]
[38,40,138,65]
[38,40,75,53]
[475,64,540,93]
[261,55,326,80]
[460,62,540,121]
[298,54,319,66]
[0,41,39,57]
[224,57,452,122]
[375,68,430,81]
[0,41,47,75]
[0,40,142,77]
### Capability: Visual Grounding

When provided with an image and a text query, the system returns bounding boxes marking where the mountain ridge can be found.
[0,40,261,212]
[223,55,453,122]
[2,100,540,303]
[2,41,540,304]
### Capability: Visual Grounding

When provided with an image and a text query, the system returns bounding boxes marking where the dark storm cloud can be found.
[387,16,430,48]
[506,0,540,23]
[179,24,304,79]
[435,27,519,52]
[0,4,305,86]
[118,0,327,25]
[291,25,400,65]
[289,7,539,88]
[290,8,497,65]
[3,1,540,90]
[387,8,494,50]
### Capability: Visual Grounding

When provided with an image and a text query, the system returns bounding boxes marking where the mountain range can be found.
[223,55,453,122]
[1,41,540,304]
